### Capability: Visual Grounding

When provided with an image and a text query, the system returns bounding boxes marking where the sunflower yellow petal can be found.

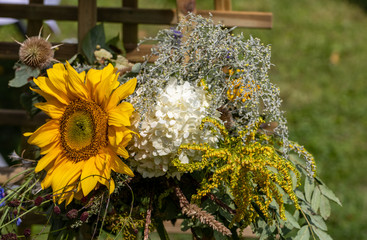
[106,78,137,111]
[108,178,115,194]
[80,157,100,196]
[65,62,89,100]
[110,151,134,177]
[116,146,129,159]
[108,125,133,148]
[98,177,115,195]
[86,68,102,98]
[27,120,59,148]
[39,140,59,155]
[52,161,82,202]
[34,102,65,119]
[35,145,62,172]
[41,174,52,189]
[46,63,68,96]
[74,185,84,200]
[95,64,118,106]
[108,102,134,127]
[101,64,120,92]
[33,76,69,105]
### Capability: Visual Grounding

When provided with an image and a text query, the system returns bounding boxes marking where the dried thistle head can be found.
[17,31,58,69]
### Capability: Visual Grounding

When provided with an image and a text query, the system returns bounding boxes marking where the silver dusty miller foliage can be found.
[132,13,314,172]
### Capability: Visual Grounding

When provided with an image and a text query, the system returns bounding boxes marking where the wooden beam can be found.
[123,0,138,53]
[0,4,77,21]
[27,0,44,37]
[214,0,231,11]
[199,10,272,29]
[125,44,155,63]
[0,4,272,28]
[0,42,78,60]
[78,0,97,51]
[0,42,151,62]
[0,109,47,127]
[176,0,196,20]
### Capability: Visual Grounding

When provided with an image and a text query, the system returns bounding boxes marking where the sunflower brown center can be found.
[60,99,108,161]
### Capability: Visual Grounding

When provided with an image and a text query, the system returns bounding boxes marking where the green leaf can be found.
[181,219,193,231]
[305,176,315,203]
[106,33,120,47]
[290,171,298,190]
[309,215,328,231]
[294,225,310,240]
[313,227,333,240]
[294,209,300,221]
[285,210,301,229]
[320,195,331,220]
[213,231,227,240]
[9,64,40,87]
[311,187,321,213]
[295,189,306,201]
[300,201,313,215]
[156,219,171,240]
[81,24,109,64]
[319,184,342,206]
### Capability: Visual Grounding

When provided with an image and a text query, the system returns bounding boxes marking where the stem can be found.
[98,192,111,239]
[143,195,153,240]
[299,208,317,240]
[93,193,104,240]
[207,193,236,214]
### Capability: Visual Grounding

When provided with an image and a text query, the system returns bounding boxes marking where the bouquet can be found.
[0,14,340,240]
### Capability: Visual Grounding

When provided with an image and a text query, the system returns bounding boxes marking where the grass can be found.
[1,0,367,239]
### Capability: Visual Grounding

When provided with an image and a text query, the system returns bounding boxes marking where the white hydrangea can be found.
[130,79,218,178]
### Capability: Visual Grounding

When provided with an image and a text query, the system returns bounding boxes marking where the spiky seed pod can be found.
[0,233,18,240]
[34,196,43,206]
[66,209,78,219]
[80,211,89,222]
[23,229,31,238]
[7,199,20,207]
[18,36,54,69]
[53,205,61,215]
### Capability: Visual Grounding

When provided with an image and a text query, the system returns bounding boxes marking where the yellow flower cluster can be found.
[226,69,260,102]
[105,212,147,240]
[172,117,300,226]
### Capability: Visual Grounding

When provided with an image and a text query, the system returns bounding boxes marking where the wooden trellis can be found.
[0,0,272,61]
[0,1,269,237]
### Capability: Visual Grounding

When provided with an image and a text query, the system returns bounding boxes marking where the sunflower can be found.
[25,62,137,205]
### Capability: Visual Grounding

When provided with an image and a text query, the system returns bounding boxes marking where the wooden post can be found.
[176,0,196,20]
[214,0,231,11]
[78,0,97,51]
[122,0,138,53]
[27,0,44,37]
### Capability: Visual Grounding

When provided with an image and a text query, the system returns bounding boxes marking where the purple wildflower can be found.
[16,218,22,226]
[0,187,5,207]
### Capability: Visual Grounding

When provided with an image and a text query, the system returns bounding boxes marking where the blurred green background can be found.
[0,0,366,239]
